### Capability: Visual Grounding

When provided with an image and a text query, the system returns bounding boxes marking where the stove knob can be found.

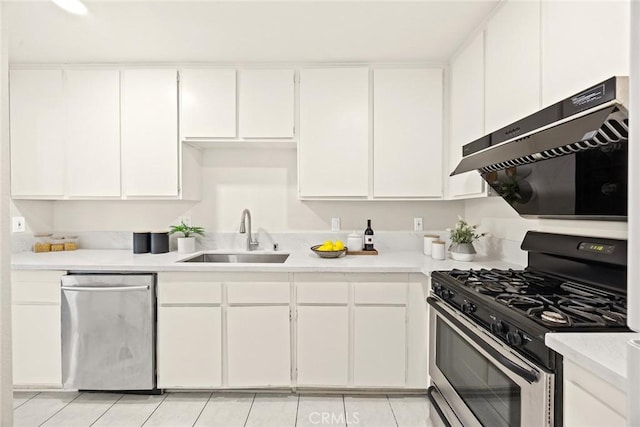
[441,289,454,300]
[432,284,443,296]
[461,302,477,314]
[490,321,506,335]
[506,330,523,347]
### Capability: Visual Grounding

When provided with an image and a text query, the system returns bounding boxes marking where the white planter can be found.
[177,237,196,254]
[450,242,476,262]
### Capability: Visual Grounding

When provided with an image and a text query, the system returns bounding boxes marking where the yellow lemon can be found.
[318,243,333,251]
[323,240,333,246]
[333,241,345,251]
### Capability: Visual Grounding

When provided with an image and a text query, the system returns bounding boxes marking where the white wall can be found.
[465,197,628,264]
[0,4,14,423]
[49,147,465,233]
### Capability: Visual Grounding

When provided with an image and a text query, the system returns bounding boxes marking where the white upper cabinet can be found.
[299,68,369,198]
[448,32,486,199]
[10,69,65,198]
[121,69,179,197]
[485,0,541,133]
[65,70,121,197]
[180,68,236,138]
[373,68,443,198]
[541,0,630,106]
[239,69,295,138]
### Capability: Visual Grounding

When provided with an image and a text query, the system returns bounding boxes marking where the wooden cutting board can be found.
[346,249,379,255]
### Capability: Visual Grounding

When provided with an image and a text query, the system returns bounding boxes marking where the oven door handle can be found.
[428,297,540,384]
[427,386,453,427]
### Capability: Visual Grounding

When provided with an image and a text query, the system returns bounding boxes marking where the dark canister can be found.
[150,232,170,254]
[133,232,151,254]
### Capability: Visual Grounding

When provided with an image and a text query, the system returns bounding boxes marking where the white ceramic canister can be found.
[432,240,446,260]
[423,234,439,256]
[347,232,363,252]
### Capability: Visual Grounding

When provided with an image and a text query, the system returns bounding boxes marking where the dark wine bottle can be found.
[364,219,374,251]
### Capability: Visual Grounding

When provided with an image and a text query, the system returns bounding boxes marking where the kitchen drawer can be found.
[12,271,64,304]
[297,280,349,304]
[158,281,222,305]
[354,282,407,305]
[227,282,290,304]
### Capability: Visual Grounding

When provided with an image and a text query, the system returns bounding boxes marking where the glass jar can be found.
[33,233,53,253]
[51,236,65,252]
[64,236,79,251]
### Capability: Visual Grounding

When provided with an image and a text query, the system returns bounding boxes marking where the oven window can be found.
[436,318,521,427]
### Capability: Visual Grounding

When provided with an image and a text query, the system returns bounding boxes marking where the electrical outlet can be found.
[179,216,192,226]
[12,216,25,233]
[414,217,423,231]
[331,217,341,232]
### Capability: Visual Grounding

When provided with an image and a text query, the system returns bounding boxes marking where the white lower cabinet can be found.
[157,306,222,388]
[563,360,626,426]
[353,306,406,387]
[227,306,291,387]
[11,271,64,387]
[296,306,349,386]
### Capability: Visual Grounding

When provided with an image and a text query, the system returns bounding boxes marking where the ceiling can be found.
[4,1,499,64]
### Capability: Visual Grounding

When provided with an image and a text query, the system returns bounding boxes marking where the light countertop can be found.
[546,332,640,391]
[11,248,522,275]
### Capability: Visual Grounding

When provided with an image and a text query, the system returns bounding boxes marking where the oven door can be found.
[428,298,553,427]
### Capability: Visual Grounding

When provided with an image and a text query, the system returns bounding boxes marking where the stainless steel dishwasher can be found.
[61,273,157,391]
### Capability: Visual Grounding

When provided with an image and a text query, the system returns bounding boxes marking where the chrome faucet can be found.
[239,209,259,251]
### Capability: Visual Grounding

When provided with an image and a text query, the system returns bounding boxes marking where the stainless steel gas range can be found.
[427,231,628,427]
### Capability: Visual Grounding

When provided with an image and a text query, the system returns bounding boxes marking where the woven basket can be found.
[310,244,347,259]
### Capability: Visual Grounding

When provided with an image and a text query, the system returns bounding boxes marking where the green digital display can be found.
[578,242,615,254]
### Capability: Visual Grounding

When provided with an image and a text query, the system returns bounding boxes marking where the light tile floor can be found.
[13,391,433,427]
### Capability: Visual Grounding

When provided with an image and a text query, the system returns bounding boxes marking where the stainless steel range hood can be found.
[452,77,629,220]
[452,77,628,176]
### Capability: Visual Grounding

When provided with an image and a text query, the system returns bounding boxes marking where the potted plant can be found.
[449,217,485,262]
[169,221,205,254]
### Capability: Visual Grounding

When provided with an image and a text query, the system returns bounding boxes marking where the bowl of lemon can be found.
[311,240,347,258]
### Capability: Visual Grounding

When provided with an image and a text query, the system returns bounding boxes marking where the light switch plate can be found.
[12,216,25,233]
[331,217,341,231]
[414,217,423,231]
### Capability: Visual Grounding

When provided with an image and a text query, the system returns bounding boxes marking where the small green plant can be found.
[449,217,485,244]
[169,221,205,238]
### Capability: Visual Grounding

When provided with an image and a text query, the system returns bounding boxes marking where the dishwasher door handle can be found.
[61,285,150,292]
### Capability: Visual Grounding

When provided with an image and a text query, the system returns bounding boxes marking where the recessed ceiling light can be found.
[51,0,88,15]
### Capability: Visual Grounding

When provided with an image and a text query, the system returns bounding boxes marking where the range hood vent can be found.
[451,77,629,176]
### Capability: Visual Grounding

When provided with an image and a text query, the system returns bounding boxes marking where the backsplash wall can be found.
[13,147,465,234]
[465,197,628,265]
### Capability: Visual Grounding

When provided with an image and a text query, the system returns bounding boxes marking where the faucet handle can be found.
[273,243,279,251]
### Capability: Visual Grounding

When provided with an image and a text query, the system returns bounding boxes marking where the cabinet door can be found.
[66,70,121,197]
[354,306,406,386]
[542,0,630,106]
[449,32,486,199]
[296,306,348,386]
[157,306,222,388]
[180,68,236,138]
[373,68,443,198]
[12,305,62,386]
[121,69,179,197]
[485,0,541,133]
[227,306,291,386]
[239,69,295,138]
[299,68,369,198]
[10,69,65,197]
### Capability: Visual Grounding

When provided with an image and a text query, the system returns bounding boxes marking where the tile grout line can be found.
[242,393,257,427]
[386,395,400,427]
[13,391,41,410]
[37,392,83,427]
[342,395,347,427]
[294,393,300,427]
[191,391,213,427]
[89,393,125,427]
[140,392,171,427]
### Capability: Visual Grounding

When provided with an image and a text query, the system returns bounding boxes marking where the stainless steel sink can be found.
[179,253,290,264]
